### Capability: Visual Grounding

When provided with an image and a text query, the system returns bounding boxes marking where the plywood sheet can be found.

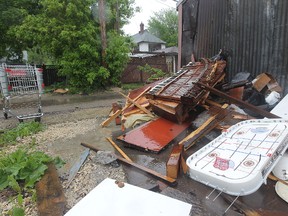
[118,118,190,153]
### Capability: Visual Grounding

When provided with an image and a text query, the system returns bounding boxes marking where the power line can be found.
[155,0,176,8]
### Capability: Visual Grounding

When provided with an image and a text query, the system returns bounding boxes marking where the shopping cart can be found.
[0,63,44,122]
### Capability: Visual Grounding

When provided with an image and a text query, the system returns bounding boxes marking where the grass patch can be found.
[121,83,144,90]
[0,122,44,147]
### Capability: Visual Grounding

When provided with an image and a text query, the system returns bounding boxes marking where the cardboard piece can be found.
[252,73,282,93]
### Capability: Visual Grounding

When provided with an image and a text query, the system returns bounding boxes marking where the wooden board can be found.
[117,117,190,153]
[36,163,66,216]
[166,144,183,179]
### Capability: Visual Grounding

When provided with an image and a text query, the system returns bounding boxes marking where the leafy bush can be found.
[0,148,65,215]
[0,149,62,191]
[0,122,43,146]
[137,64,166,82]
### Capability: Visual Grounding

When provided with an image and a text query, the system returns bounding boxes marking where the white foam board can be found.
[65,178,192,216]
[271,94,288,119]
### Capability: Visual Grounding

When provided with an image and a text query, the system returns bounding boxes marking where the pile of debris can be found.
[102,56,282,153]
[66,56,286,215]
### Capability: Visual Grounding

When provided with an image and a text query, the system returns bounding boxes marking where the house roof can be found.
[131,30,166,44]
[128,53,157,58]
[154,46,178,54]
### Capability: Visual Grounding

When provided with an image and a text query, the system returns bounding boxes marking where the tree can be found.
[147,8,178,47]
[0,0,42,61]
[12,0,136,92]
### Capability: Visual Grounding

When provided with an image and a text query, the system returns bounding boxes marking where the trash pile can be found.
[96,55,288,213]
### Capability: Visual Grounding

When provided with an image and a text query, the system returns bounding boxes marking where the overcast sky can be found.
[123,0,177,36]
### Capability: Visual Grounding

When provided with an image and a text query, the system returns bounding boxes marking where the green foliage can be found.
[105,32,133,86]
[10,0,137,92]
[147,8,178,47]
[0,0,41,61]
[0,122,43,147]
[10,207,25,216]
[0,148,64,191]
[0,147,65,214]
[138,64,166,82]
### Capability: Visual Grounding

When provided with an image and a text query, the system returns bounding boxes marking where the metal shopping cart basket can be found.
[0,63,44,122]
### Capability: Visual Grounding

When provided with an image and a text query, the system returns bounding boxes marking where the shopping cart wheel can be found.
[35,117,41,122]
[4,113,8,119]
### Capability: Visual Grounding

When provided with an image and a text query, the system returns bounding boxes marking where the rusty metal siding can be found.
[179,0,288,94]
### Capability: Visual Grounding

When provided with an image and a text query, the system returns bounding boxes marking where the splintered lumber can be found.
[119,91,154,117]
[112,103,122,125]
[100,87,151,127]
[81,142,177,186]
[181,104,229,151]
[196,82,280,119]
[166,144,183,179]
[36,163,66,216]
[181,155,189,174]
[106,137,132,162]
[101,109,122,127]
[268,174,288,186]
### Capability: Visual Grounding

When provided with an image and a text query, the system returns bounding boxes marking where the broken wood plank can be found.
[81,142,177,186]
[196,82,280,118]
[112,103,122,125]
[180,104,229,151]
[166,144,183,179]
[100,109,122,127]
[268,174,288,186]
[36,163,66,216]
[119,91,154,117]
[106,137,132,162]
[100,87,151,127]
[67,148,90,185]
[181,155,189,174]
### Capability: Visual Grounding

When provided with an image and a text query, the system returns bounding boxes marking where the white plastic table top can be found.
[65,178,192,216]
[187,119,288,196]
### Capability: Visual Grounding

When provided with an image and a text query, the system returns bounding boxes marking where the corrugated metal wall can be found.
[179,0,288,94]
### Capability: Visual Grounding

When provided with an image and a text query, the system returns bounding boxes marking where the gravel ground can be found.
[0,91,127,215]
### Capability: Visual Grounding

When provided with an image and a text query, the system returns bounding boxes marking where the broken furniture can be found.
[146,59,226,123]
[186,118,288,196]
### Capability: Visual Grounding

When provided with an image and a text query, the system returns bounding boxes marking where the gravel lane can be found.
[0,92,127,215]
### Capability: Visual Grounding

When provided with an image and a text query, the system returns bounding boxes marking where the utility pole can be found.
[99,0,107,66]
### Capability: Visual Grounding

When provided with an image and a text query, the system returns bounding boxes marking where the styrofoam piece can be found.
[271,94,288,119]
[265,91,280,105]
[65,178,192,216]
[187,119,288,196]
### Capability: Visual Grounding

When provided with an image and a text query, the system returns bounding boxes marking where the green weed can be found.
[0,122,44,146]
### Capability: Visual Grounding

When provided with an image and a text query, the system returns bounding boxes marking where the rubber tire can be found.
[35,117,41,122]
[4,113,8,119]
